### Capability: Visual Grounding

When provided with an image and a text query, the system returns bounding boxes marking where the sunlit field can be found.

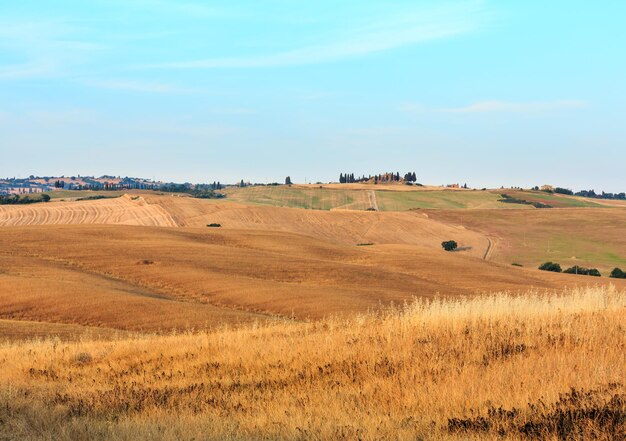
[2,286,624,440]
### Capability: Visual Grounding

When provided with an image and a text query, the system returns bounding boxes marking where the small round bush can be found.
[441,240,458,252]
[538,262,562,273]
[610,268,626,279]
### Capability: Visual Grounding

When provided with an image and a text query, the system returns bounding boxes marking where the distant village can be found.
[0,175,159,196]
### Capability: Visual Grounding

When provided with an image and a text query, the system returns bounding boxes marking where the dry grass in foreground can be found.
[1,286,625,440]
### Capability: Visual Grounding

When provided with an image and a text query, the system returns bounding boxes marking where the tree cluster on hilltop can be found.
[158,182,224,199]
[538,185,625,200]
[574,189,626,200]
[339,171,416,184]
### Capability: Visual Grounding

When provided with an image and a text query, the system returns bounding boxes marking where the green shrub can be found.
[441,240,458,252]
[554,187,574,195]
[207,223,221,228]
[76,195,117,201]
[538,262,562,272]
[0,194,50,205]
[610,268,626,279]
[498,194,552,209]
[564,266,601,277]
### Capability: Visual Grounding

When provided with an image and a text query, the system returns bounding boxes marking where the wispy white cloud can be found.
[140,2,490,69]
[0,61,57,79]
[298,91,335,101]
[26,108,100,125]
[398,103,428,113]
[5,107,235,138]
[208,108,257,115]
[82,79,201,94]
[0,20,105,52]
[400,100,588,114]
[109,0,230,18]
[0,19,104,81]
[443,100,588,113]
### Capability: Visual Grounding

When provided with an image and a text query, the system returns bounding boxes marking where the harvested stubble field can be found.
[1,287,624,440]
[0,224,591,332]
[0,194,177,227]
[1,193,625,336]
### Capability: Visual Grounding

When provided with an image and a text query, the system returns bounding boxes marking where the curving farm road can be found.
[367,190,379,211]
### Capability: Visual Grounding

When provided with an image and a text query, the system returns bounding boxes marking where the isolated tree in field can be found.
[285,176,292,185]
[441,240,458,251]
[610,268,626,279]
[538,262,562,272]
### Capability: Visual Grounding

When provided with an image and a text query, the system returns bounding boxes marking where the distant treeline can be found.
[157,183,225,199]
[159,182,223,192]
[0,194,50,205]
[572,189,625,200]
[52,179,156,191]
[75,195,118,201]
[544,187,626,200]
[339,171,417,184]
[539,261,626,279]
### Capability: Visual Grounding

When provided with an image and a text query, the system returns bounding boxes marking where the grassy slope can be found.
[224,186,517,211]
[223,185,372,210]
[375,189,508,210]
[1,287,624,440]
[502,190,603,208]
[224,186,606,211]
[45,189,129,200]
[428,207,626,273]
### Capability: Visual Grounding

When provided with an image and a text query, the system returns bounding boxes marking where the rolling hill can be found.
[1,192,625,337]
[428,207,626,273]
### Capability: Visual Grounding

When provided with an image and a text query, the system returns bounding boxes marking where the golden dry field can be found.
[2,193,625,336]
[0,194,178,227]
[3,1,624,438]
[1,188,625,440]
[1,287,624,440]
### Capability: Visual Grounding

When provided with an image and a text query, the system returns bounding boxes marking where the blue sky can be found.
[1,1,624,190]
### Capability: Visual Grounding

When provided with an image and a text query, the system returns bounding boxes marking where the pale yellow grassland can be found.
[1,286,624,440]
